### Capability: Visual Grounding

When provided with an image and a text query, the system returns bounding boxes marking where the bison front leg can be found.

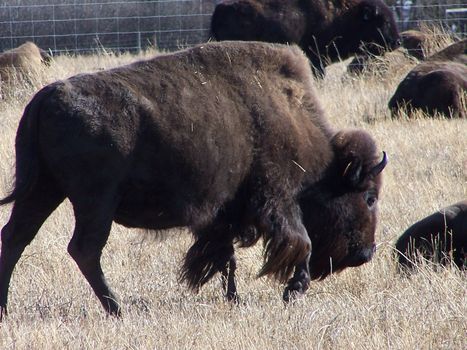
[282,254,311,303]
[255,203,311,284]
[67,194,121,317]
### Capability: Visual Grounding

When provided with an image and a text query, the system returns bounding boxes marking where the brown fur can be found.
[396,201,467,270]
[346,49,412,76]
[389,60,467,119]
[426,38,467,65]
[400,30,428,60]
[0,41,386,318]
[0,42,51,84]
[211,0,400,76]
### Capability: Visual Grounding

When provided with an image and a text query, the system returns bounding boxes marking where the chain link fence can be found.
[0,0,466,55]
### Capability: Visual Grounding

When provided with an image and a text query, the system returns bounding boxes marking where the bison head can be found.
[354,0,401,55]
[300,130,387,280]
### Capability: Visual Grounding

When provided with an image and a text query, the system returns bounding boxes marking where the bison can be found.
[210,0,401,76]
[0,41,387,319]
[400,30,428,60]
[0,41,51,84]
[346,30,428,76]
[426,38,467,65]
[395,201,467,270]
[388,60,467,119]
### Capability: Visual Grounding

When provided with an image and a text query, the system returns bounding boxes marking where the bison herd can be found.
[0,0,465,319]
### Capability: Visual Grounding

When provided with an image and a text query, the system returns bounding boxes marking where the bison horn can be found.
[370,151,388,177]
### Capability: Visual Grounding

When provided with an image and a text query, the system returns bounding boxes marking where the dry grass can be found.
[0,39,465,349]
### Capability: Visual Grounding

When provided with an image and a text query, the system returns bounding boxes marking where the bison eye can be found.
[364,191,377,208]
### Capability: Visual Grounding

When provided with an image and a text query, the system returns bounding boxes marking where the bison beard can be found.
[0,41,386,319]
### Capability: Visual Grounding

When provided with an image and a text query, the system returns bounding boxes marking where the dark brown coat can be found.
[396,201,467,270]
[426,38,467,65]
[211,0,400,76]
[0,41,387,318]
[388,60,467,119]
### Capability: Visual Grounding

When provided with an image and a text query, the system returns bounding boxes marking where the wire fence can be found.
[0,0,466,55]
[0,0,216,54]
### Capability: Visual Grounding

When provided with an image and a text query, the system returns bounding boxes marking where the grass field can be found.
[0,35,465,349]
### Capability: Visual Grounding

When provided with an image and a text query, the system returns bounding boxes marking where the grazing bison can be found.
[0,41,387,319]
[0,41,51,84]
[388,60,467,119]
[211,0,401,76]
[396,201,467,270]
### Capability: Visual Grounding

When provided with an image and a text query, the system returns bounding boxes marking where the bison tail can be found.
[0,85,55,206]
[257,208,311,283]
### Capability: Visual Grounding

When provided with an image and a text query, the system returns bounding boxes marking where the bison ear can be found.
[342,152,387,188]
[361,3,378,21]
[342,157,363,188]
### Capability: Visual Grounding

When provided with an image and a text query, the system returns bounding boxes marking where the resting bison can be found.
[346,49,417,77]
[0,41,387,319]
[347,30,427,76]
[427,38,467,65]
[211,0,401,76]
[388,60,467,118]
[0,41,51,84]
[400,30,428,60]
[396,201,467,270]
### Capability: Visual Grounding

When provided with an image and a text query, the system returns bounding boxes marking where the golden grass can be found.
[0,41,465,349]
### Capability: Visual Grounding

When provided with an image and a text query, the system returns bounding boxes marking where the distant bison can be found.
[0,41,51,84]
[0,41,387,319]
[396,201,467,270]
[426,38,467,65]
[211,0,401,76]
[388,60,467,118]
[347,30,427,76]
[400,30,428,60]
[346,49,413,76]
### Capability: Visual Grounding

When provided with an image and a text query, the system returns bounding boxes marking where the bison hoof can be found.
[0,305,7,322]
[282,281,307,303]
[226,291,240,305]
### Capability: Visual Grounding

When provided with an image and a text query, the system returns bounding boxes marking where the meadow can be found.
[0,32,465,349]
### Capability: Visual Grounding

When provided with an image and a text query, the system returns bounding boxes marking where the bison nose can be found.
[349,245,375,266]
[360,245,375,262]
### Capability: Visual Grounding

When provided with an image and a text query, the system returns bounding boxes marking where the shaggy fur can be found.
[0,41,386,318]
[0,42,51,84]
[211,0,400,75]
[388,60,467,119]
[396,201,467,270]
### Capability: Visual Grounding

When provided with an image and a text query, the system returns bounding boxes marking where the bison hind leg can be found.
[220,256,238,303]
[0,177,64,320]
